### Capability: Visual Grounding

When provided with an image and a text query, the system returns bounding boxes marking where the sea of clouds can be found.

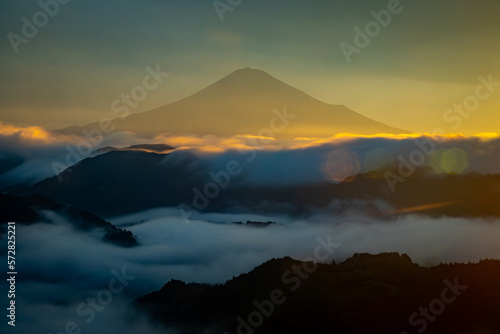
[2,207,500,333]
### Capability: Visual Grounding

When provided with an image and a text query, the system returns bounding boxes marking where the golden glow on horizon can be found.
[473,132,499,140]
[153,134,271,153]
[1,119,499,153]
[0,122,52,142]
[151,131,500,152]
[0,122,75,145]
[289,132,500,149]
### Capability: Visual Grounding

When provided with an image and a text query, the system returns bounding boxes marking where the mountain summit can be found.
[60,68,408,139]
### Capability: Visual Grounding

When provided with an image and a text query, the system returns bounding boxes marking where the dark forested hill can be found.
[136,253,500,334]
[20,150,209,217]
[0,194,138,247]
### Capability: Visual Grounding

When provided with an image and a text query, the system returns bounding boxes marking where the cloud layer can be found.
[2,207,500,333]
[2,122,500,191]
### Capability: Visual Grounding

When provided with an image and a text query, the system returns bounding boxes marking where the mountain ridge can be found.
[135,252,500,333]
[57,68,409,139]
[0,193,138,247]
[17,149,500,218]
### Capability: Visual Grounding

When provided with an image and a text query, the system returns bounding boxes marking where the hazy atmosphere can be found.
[1,0,499,133]
[1,1,500,333]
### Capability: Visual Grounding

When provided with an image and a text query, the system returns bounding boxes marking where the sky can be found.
[0,0,499,134]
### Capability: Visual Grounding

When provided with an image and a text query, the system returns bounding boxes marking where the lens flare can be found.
[429,147,469,174]
[321,148,361,182]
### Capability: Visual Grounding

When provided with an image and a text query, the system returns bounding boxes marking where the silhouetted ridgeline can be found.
[230,221,283,228]
[19,149,500,218]
[19,150,209,217]
[136,253,500,334]
[57,68,407,139]
[0,194,138,247]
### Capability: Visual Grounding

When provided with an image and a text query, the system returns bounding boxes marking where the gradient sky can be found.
[0,0,499,134]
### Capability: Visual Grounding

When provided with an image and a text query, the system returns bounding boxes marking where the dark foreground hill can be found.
[0,194,138,247]
[136,253,500,334]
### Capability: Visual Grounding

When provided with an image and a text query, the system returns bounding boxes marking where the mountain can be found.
[18,147,500,218]
[135,253,500,333]
[58,68,408,139]
[19,150,210,217]
[0,152,24,190]
[0,194,138,247]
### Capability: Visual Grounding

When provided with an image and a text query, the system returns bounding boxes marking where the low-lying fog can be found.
[2,208,500,333]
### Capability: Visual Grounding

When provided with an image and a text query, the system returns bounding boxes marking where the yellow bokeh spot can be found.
[429,148,469,174]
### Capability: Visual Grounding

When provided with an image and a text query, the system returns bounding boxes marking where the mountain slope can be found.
[0,194,138,247]
[136,253,500,334]
[19,147,500,218]
[20,150,210,217]
[58,68,408,139]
